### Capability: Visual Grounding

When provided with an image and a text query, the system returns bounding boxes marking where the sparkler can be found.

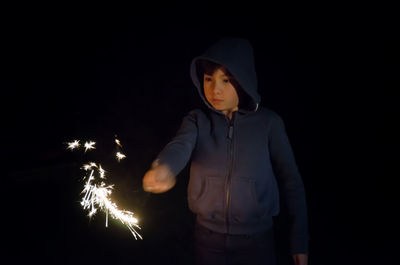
[67,139,142,239]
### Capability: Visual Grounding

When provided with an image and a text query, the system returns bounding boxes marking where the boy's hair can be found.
[198,60,228,76]
[197,59,237,83]
[196,59,252,110]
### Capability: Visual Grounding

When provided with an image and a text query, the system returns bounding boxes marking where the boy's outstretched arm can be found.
[268,112,310,257]
[142,111,198,193]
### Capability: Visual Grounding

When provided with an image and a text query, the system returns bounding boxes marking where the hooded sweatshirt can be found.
[154,38,309,254]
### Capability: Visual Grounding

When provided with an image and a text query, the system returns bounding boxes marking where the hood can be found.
[190,38,260,114]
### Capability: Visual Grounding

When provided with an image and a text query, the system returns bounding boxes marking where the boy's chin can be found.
[211,104,225,110]
[213,106,234,112]
[213,106,222,110]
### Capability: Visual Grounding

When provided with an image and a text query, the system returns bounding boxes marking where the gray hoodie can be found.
[154,38,309,254]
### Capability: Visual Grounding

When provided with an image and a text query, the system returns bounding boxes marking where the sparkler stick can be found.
[66,139,142,239]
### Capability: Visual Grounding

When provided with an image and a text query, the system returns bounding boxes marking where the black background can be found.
[6,3,397,265]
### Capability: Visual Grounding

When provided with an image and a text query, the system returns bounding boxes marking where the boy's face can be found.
[203,68,239,114]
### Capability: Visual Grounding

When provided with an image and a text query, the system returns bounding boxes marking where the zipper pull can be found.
[226,111,236,139]
[228,125,233,139]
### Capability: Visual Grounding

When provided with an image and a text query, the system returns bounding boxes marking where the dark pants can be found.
[194,223,277,265]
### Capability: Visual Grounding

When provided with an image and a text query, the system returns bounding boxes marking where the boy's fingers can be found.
[142,166,176,193]
[143,177,174,193]
[142,178,157,191]
[143,172,164,192]
[143,185,155,192]
[143,183,167,193]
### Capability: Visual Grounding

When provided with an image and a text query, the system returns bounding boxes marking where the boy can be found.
[143,38,309,265]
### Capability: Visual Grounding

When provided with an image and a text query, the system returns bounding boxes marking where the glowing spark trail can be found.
[67,140,80,150]
[98,165,106,179]
[82,162,97,171]
[84,141,96,152]
[115,139,122,148]
[67,139,142,239]
[116,152,126,162]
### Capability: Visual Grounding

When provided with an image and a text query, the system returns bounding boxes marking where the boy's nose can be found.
[212,88,222,96]
[212,83,223,94]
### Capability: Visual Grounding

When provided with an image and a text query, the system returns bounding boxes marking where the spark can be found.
[84,141,96,152]
[98,165,106,179]
[80,168,142,239]
[116,152,126,162]
[115,138,123,148]
[67,140,80,150]
[82,162,97,171]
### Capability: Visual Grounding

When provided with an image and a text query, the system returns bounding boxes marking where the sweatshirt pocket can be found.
[188,176,225,222]
[230,177,262,224]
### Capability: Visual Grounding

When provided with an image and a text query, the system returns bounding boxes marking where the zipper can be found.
[224,112,235,234]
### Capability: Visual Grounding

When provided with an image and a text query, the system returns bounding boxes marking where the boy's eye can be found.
[223,79,230,83]
[204,77,212,82]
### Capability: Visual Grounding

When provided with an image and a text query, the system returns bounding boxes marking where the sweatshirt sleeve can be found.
[153,110,198,177]
[268,112,310,254]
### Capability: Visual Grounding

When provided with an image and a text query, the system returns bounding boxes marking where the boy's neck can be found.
[223,107,238,120]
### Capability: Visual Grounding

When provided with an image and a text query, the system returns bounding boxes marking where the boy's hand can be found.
[142,164,176,193]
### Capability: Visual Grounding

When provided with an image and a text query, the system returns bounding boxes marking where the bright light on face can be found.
[203,68,239,116]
